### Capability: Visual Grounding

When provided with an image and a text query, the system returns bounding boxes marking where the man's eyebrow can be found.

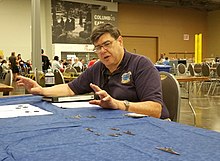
[95,40,110,47]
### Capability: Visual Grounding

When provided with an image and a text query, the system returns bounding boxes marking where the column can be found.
[31,0,42,71]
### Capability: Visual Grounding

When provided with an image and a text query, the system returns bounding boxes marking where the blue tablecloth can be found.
[155,65,172,72]
[0,95,220,161]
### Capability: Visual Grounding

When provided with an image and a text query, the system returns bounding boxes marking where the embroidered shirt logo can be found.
[121,71,132,84]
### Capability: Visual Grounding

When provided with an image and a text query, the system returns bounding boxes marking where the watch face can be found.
[124,100,130,111]
[124,100,129,109]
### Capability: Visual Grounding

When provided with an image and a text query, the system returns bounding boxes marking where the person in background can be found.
[17,53,25,74]
[73,57,83,72]
[215,57,219,63]
[163,57,170,65]
[16,23,169,119]
[25,59,32,74]
[17,54,24,68]
[51,56,64,72]
[9,52,19,80]
[60,60,65,73]
[66,59,73,68]
[158,53,165,62]
[80,58,87,71]
[1,60,10,78]
[88,57,97,68]
[41,49,51,73]
[62,59,68,68]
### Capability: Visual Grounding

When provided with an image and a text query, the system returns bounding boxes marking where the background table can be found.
[175,76,209,126]
[0,95,220,161]
[0,83,13,92]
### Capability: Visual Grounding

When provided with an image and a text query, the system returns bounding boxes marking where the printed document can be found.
[0,104,53,118]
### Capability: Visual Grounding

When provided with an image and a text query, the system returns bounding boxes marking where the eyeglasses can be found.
[93,40,115,53]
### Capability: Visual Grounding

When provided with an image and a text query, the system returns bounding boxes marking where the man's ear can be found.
[117,36,123,46]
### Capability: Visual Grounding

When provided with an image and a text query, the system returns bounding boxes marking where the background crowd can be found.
[0,49,98,80]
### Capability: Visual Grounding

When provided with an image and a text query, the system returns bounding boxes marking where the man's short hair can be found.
[54,56,59,61]
[90,23,121,44]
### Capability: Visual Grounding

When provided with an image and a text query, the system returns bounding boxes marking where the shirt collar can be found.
[101,49,130,75]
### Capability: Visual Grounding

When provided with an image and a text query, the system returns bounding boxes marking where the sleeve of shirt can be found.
[133,56,163,105]
[67,64,100,94]
[134,57,170,119]
[68,72,91,95]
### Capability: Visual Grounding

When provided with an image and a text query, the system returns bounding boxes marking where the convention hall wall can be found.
[0,0,220,63]
[118,3,206,61]
[0,0,117,61]
[207,10,220,58]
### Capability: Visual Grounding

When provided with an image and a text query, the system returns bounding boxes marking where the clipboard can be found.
[42,94,94,103]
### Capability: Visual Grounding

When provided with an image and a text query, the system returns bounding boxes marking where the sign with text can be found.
[91,10,118,29]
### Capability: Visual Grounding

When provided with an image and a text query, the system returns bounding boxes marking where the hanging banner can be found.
[51,1,108,44]
[91,10,118,29]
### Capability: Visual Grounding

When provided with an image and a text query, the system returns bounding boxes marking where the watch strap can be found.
[123,100,130,111]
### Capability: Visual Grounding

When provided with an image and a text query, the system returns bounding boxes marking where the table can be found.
[0,83,13,94]
[175,76,209,126]
[0,95,220,161]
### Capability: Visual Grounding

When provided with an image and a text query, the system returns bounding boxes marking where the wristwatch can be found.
[123,100,130,111]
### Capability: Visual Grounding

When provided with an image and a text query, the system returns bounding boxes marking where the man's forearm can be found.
[42,84,75,97]
[117,100,162,118]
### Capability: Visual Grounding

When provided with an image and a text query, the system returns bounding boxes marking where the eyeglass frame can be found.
[93,39,116,53]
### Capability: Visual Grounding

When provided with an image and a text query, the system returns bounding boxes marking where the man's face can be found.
[93,33,123,69]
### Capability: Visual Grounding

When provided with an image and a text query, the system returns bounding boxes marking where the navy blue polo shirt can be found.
[68,50,169,119]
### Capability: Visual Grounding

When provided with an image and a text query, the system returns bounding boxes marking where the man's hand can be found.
[16,76,43,95]
[89,83,119,109]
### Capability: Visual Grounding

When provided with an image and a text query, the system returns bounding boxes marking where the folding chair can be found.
[160,71,181,122]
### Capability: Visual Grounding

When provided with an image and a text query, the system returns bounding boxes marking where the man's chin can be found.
[102,61,112,67]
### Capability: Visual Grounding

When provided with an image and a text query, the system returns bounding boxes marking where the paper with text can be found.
[0,104,53,118]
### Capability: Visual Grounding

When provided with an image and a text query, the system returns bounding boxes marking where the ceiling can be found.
[98,0,220,11]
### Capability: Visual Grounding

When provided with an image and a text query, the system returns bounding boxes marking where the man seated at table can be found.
[16,23,169,119]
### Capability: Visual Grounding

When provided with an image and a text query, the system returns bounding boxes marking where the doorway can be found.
[122,36,158,63]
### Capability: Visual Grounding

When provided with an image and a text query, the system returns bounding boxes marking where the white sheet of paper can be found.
[0,104,53,118]
[124,113,148,118]
[52,101,100,109]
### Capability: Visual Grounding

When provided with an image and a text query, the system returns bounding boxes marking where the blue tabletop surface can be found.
[0,95,220,161]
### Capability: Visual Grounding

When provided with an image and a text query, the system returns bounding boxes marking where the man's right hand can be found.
[16,76,43,95]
